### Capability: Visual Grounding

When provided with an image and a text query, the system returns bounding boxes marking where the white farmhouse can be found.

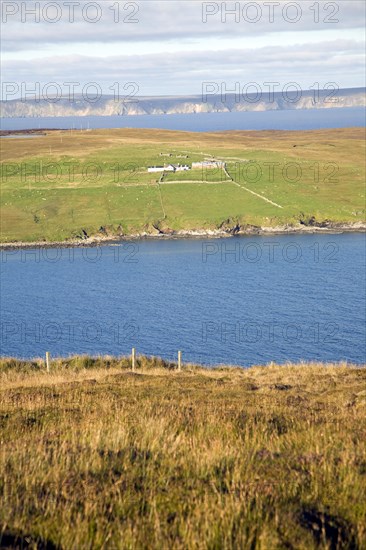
[148,164,176,173]
[148,166,165,173]
[147,164,190,173]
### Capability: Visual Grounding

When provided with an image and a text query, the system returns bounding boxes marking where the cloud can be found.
[2,40,364,96]
[1,1,364,95]
[1,0,365,52]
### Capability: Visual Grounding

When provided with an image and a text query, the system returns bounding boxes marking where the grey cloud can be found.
[1,0,365,52]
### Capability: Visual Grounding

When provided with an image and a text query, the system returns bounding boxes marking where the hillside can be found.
[0,357,365,549]
[0,127,365,244]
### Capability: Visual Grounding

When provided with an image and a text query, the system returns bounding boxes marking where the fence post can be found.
[132,348,136,371]
[45,352,50,373]
[178,351,182,372]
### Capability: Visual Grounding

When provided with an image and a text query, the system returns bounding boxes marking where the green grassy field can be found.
[0,357,365,549]
[0,127,365,242]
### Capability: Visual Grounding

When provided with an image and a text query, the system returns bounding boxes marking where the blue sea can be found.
[1,234,365,366]
[1,107,365,132]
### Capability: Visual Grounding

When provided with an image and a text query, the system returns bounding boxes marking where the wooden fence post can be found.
[178,351,182,372]
[45,352,50,373]
[132,348,136,371]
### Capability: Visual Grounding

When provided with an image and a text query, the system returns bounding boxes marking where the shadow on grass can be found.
[0,530,60,550]
[299,505,357,550]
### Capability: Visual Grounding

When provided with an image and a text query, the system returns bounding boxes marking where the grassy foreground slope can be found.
[0,127,365,243]
[0,357,365,549]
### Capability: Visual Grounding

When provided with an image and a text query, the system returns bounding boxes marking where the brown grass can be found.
[0,357,365,549]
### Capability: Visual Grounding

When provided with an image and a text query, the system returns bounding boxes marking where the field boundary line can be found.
[225,165,283,209]
[156,182,167,219]
[231,181,283,209]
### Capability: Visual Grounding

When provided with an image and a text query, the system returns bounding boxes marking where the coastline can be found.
[1,222,365,250]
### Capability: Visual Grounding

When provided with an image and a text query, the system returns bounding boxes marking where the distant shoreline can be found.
[0,128,62,136]
[1,223,365,250]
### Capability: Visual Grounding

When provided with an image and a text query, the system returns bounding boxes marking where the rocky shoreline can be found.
[1,222,365,250]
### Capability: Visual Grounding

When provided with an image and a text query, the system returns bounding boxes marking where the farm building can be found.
[192,161,225,169]
[148,164,190,173]
[148,164,175,173]
[148,166,165,173]
[174,165,190,171]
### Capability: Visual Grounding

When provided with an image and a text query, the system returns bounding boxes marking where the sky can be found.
[1,0,365,100]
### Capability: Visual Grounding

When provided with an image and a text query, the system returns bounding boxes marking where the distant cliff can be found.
[1,88,365,118]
